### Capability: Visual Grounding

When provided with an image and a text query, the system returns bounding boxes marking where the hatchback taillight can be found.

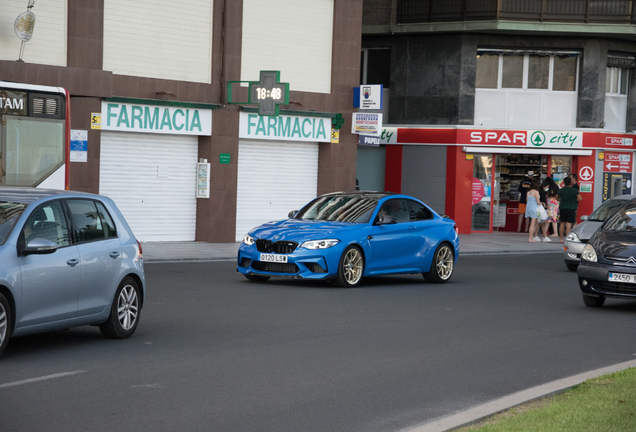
[453,224,459,234]
[137,240,143,259]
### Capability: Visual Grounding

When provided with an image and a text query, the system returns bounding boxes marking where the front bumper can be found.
[563,240,585,264]
[237,242,347,279]
[577,262,636,299]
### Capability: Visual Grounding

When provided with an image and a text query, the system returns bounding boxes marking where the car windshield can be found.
[295,195,378,223]
[0,201,27,245]
[603,202,636,231]
[587,198,628,222]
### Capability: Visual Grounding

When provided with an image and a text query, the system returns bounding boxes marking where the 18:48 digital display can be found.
[255,87,282,100]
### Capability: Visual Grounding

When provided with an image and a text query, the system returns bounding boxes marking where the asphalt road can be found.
[1,254,635,432]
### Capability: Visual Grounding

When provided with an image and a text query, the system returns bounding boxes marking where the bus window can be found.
[2,118,65,187]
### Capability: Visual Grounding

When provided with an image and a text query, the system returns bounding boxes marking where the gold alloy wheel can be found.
[436,245,454,280]
[343,248,363,285]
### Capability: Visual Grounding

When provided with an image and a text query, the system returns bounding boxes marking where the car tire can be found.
[424,243,455,284]
[582,294,605,308]
[334,245,364,288]
[244,274,270,282]
[566,263,578,272]
[100,277,141,339]
[0,293,11,358]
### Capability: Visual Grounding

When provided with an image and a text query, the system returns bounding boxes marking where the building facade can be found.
[0,0,362,242]
[360,0,636,233]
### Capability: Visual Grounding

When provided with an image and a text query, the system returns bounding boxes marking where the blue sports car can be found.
[237,192,459,287]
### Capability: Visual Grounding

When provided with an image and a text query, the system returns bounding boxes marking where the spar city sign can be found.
[101,101,212,136]
[464,129,582,148]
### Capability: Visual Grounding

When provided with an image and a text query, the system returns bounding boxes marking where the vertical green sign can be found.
[219,153,231,164]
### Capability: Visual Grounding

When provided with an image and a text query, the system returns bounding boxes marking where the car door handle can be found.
[67,258,79,267]
[109,251,120,259]
[408,225,416,230]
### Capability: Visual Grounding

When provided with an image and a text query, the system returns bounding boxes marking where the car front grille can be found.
[251,261,299,274]
[603,255,636,266]
[255,239,298,254]
[589,280,636,296]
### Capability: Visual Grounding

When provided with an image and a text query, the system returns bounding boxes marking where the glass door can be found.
[472,154,493,232]
[551,156,571,187]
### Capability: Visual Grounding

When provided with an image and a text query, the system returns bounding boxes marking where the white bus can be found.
[0,81,70,189]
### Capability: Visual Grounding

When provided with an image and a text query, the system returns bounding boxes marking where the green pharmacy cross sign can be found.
[228,70,290,116]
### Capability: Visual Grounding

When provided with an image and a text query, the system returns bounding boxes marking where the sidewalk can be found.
[141,231,563,262]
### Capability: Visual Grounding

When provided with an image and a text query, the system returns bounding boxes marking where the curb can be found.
[404,358,636,432]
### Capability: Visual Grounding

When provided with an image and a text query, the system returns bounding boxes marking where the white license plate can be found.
[608,272,636,283]
[260,253,288,263]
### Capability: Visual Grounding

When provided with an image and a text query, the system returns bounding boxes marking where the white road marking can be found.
[131,383,163,389]
[405,359,636,432]
[0,370,86,389]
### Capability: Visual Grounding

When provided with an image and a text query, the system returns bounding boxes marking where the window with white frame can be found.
[604,54,633,131]
[474,50,579,129]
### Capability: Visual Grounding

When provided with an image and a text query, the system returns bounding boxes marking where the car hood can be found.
[249,219,361,242]
[571,220,603,241]
[595,230,636,257]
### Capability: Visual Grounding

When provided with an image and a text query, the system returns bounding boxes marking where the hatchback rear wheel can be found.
[0,293,11,358]
[100,277,141,339]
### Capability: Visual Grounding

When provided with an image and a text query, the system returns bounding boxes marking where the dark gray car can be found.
[563,194,636,271]
[0,188,145,357]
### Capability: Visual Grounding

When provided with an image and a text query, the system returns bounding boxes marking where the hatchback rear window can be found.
[0,202,26,245]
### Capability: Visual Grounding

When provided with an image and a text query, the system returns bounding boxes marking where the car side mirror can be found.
[21,238,58,256]
[580,215,588,221]
[288,210,298,219]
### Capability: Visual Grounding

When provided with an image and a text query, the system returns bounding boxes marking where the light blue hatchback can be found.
[0,188,145,357]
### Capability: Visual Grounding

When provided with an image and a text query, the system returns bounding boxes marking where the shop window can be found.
[528,55,550,89]
[475,50,579,129]
[604,54,632,131]
[475,53,498,88]
[502,55,523,88]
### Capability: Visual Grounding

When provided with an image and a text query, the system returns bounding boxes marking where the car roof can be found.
[608,194,636,201]
[321,191,397,200]
[0,187,96,204]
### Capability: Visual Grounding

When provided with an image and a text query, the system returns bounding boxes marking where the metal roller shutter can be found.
[236,139,318,241]
[100,131,198,242]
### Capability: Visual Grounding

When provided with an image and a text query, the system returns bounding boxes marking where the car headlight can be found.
[565,231,581,243]
[300,239,340,250]
[581,244,597,262]
[243,234,255,245]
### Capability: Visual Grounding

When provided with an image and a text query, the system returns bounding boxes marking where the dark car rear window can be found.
[603,202,636,231]
[0,202,27,245]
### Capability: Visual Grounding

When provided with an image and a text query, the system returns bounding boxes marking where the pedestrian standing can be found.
[526,179,542,242]
[569,173,579,191]
[538,178,550,241]
[544,177,559,238]
[518,171,534,233]
[557,176,582,243]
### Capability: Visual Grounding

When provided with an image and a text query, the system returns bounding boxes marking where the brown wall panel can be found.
[69,97,101,193]
[67,0,104,70]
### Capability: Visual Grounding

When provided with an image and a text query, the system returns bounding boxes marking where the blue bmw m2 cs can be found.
[237,192,459,287]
